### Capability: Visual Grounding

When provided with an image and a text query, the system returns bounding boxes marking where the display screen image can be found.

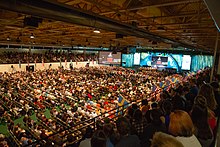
[151,56,168,67]
[133,53,140,65]
[181,55,191,70]
[122,54,134,67]
[191,55,213,71]
[98,51,121,65]
[140,53,152,66]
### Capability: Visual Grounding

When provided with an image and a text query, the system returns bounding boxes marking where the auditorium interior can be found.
[0,0,220,147]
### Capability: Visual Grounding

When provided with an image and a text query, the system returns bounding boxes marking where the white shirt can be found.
[176,135,202,147]
[79,138,91,147]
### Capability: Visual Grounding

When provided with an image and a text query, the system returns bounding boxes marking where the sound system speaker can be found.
[131,21,137,27]
[24,16,43,28]
[116,34,123,39]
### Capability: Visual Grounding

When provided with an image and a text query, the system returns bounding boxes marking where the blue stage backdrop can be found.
[123,52,213,72]
[191,55,213,72]
[140,52,182,72]
[122,54,134,67]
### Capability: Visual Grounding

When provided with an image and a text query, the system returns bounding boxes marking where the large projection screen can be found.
[98,51,121,65]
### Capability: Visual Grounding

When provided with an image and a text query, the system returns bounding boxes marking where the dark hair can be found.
[103,123,113,137]
[84,127,93,138]
[116,117,131,136]
[132,104,138,110]
[191,96,213,139]
[151,102,158,109]
[133,109,142,122]
[198,84,217,110]
[161,100,172,115]
[91,130,106,147]
[150,109,162,125]
[142,99,148,106]
[67,134,75,142]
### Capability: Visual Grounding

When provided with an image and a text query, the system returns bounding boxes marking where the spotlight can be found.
[7,36,10,41]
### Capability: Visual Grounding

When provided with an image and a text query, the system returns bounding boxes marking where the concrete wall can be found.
[0,61,99,73]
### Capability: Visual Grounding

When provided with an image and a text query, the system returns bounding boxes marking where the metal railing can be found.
[24,83,173,146]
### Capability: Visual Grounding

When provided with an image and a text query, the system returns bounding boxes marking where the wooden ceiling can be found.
[0,0,218,52]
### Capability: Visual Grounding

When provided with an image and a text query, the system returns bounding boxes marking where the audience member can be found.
[115,117,140,147]
[141,109,166,147]
[151,132,184,147]
[168,110,201,147]
[91,130,107,147]
[191,95,213,147]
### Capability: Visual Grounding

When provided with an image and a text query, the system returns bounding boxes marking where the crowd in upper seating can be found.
[0,51,98,64]
[0,66,219,147]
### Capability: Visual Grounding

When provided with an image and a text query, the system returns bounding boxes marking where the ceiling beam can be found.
[121,11,209,22]
[149,27,216,31]
[139,21,214,27]
[129,0,201,11]
[100,0,200,15]
[0,0,198,49]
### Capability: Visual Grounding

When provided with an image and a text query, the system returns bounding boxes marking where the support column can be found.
[218,55,220,75]
[210,31,219,82]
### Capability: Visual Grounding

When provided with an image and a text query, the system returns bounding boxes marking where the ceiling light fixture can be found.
[7,36,10,41]
[93,29,100,33]
[30,33,35,39]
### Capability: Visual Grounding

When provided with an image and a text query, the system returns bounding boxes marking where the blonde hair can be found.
[169,110,194,137]
[151,132,184,147]
[198,84,217,110]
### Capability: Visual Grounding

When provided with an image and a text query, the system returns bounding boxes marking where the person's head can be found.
[191,95,212,139]
[116,117,131,136]
[133,109,142,122]
[192,96,208,123]
[193,95,207,107]
[142,99,148,106]
[132,103,138,110]
[91,130,107,147]
[150,109,162,125]
[169,110,194,137]
[182,86,189,95]
[210,81,219,91]
[198,84,217,110]
[84,126,93,138]
[151,102,158,109]
[161,100,172,115]
[190,78,197,86]
[67,134,75,143]
[103,123,113,137]
[151,132,184,147]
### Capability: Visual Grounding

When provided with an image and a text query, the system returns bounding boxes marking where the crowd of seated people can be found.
[0,66,181,146]
[0,66,218,147]
[0,51,98,64]
[77,68,219,147]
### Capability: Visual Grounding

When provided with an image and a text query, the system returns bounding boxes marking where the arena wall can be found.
[0,61,99,72]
